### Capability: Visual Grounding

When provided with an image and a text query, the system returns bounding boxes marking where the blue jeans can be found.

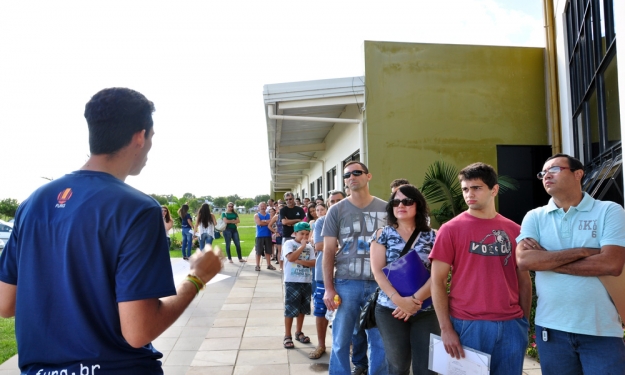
[450,317,529,375]
[223,228,242,260]
[376,305,440,375]
[329,279,387,375]
[180,228,193,258]
[351,321,368,368]
[199,233,214,251]
[535,325,625,375]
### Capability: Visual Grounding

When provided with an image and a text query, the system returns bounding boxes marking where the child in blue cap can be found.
[282,221,316,349]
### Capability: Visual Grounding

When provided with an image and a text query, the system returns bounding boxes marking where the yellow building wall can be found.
[363,41,549,198]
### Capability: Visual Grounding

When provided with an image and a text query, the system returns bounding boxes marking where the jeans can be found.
[329,278,387,375]
[376,305,440,375]
[352,322,369,368]
[180,228,193,258]
[450,316,529,375]
[199,233,213,251]
[535,325,625,375]
[223,228,242,260]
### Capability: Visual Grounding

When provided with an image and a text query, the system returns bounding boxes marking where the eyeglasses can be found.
[391,198,415,207]
[343,170,366,179]
[285,198,294,201]
[227,205,234,208]
[537,166,573,179]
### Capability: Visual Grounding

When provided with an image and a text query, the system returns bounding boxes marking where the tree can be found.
[420,161,519,225]
[226,194,240,204]
[0,198,19,218]
[235,199,245,207]
[254,194,270,203]
[244,199,255,210]
[213,197,228,208]
[149,194,168,205]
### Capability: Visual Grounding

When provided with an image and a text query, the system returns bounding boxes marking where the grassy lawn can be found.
[0,318,16,364]
[0,215,260,365]
[169,213,257,258]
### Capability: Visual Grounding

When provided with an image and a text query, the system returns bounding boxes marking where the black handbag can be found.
[359,229,420,329]
[359,288,380,329]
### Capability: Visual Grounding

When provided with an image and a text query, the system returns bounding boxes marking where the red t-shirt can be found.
[429,212,523,321]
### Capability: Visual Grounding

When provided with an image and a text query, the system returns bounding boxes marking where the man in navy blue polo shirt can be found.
[0,88,223,374]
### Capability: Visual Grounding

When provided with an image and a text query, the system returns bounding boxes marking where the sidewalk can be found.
[0,254,541,374]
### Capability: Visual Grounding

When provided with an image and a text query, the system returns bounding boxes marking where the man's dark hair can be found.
[458,162,498,189]
[545,153,584,171]
[386,184,430,232]
[328,190,346,199]
[84,87,155,155]
[390,178,410,189]
[344,161,369,174]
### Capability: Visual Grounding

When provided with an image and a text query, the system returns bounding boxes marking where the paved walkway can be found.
[0,254,541,374]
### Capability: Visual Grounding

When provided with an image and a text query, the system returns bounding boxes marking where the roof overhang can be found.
[263,77,365,194]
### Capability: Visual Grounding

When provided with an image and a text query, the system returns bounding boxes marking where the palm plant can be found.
[420,160,519,225]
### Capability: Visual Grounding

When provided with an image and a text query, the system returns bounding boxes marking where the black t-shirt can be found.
[279,205,305,238]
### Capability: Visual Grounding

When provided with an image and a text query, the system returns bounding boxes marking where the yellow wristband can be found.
[187,274,205,290]
[186,277,201,294]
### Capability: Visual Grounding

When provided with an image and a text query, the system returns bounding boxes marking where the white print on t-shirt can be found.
[468,229,513,265]
[35,363,101,375]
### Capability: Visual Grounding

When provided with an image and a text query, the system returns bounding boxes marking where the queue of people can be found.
[274,156,625,375]
[0,86,620,375]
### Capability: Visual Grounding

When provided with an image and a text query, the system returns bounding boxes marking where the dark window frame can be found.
[326,167,337,192]
[565,0,621,205]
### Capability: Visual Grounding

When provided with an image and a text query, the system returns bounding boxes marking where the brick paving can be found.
[0,255,541,374]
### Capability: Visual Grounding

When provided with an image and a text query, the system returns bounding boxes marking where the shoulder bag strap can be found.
[399,229,421,258]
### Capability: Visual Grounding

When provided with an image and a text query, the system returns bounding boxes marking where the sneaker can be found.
[351,366,368,375]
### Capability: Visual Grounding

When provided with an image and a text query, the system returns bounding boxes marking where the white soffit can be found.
[264,76,365,191]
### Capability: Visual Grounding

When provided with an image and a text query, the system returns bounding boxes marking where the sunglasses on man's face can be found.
[343,170,366,179]
[391,198,415,207]
[285,198,294,201]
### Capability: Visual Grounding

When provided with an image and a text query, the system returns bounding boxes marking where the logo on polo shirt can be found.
[56,188,73,208]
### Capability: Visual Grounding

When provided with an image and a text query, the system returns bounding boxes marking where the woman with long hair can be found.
[177,204,195,260]
[306,203,318,225]
[269,203,285,269]
[221,202,246,263]
[269,206,278,260]
[162,206,173,249]
[196,203,216,251]
[370,184,440,375]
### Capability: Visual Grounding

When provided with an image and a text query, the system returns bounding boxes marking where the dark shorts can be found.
[313,281,327,317]
[255,237,273,256]
[284,282,312,317]
[275,236,283,245]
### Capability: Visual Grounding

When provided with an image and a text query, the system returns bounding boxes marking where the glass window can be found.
[326,167,336,192]
[588,88,600,158]
[605,56,621,147]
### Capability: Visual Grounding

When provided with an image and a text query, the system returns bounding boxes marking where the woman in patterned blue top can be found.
[370,184,441,375]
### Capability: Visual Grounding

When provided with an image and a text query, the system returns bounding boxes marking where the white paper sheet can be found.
[171,259,230,286]
[428,334,490,375]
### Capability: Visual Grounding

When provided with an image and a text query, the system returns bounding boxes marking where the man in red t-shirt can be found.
[429,162,532,375]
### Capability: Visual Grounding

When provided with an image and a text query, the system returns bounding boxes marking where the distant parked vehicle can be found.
[0,219,13,246]
[0,238,4,251]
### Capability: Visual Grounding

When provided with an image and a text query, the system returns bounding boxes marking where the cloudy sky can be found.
[0,0,544,202]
